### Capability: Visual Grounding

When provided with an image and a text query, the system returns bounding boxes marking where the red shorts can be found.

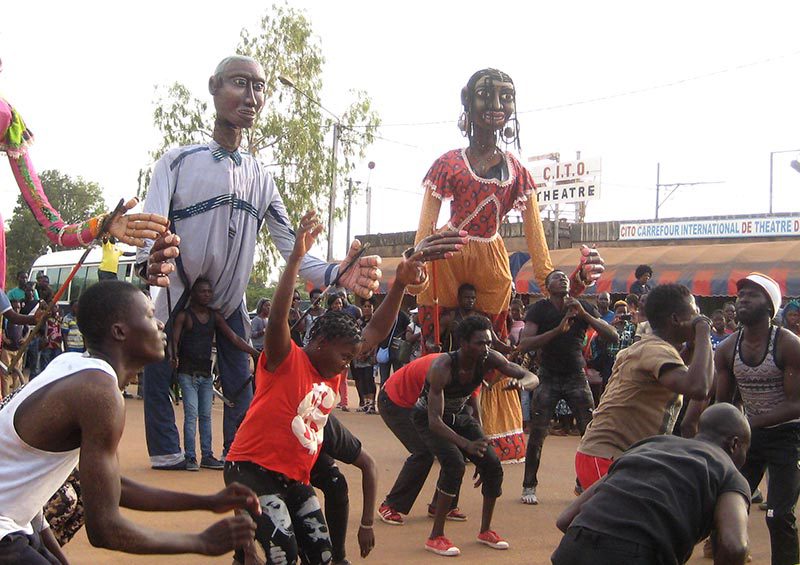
[575,451,613,490]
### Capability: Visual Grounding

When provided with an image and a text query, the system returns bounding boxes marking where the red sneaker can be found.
[477,530,509,550]
[378,503,404,525]
[427,505,468,521]
[425,536,461,556]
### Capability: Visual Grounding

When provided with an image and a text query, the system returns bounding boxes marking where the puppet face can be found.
[469,75,515,131]
[211,59,266,129]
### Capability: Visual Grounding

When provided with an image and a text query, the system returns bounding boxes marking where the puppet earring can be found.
[458,112,468,135]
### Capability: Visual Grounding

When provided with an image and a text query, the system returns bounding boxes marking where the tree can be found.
[5,169,106,288]
[140,2,381,281]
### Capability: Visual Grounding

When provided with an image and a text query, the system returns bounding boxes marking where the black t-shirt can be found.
[379,310,410,349]
[320,413,362,464]
[630,281,651,296]
[525,298,600,373]
[572,435,750,564]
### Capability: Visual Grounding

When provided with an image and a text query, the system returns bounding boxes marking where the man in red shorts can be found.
[575,283,714,490]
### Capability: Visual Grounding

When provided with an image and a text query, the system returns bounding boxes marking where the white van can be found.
[29,243,142,306]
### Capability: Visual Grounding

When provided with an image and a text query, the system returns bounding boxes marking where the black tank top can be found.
[177,309,216,375]
[415,351,487,416]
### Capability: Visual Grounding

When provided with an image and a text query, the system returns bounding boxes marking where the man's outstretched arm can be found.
[77,371,256,555]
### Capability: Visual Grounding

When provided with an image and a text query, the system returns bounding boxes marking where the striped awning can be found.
[514,239,800,297]
[328,239,800,298]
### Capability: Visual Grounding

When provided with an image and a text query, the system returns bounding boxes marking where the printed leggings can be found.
[224,461,332,564]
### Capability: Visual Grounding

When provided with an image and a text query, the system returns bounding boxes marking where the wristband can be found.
[359,523,374,529]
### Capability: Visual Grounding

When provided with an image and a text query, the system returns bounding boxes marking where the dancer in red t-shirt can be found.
[225,210,465,565]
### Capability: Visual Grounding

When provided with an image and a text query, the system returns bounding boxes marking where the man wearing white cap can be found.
[716,272,800,565]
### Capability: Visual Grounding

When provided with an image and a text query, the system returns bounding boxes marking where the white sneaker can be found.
[521,487,539,505]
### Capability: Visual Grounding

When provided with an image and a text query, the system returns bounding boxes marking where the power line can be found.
[347,49,800,128]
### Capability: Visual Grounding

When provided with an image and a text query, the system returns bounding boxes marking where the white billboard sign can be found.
[529,157,602,205]
[619,216,800,240]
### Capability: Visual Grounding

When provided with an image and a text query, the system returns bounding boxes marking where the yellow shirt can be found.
[99,241,123,273]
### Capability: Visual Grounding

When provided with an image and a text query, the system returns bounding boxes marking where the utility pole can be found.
[655,162,661,220]
[345,178,354,256]
[327,122,339,261]
[365,161,375,234]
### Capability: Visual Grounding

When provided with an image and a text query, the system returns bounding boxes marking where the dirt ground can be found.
[64,384,773,564]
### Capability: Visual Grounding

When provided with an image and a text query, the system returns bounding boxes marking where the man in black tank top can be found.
[412,315,538,557]
[716,273,800,565]
[171,278,260,471]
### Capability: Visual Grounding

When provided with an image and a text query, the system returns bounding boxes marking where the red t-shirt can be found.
[226,341,341,484]
[383,353,479,408]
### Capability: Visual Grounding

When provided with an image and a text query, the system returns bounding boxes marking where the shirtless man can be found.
[0,281,258,563]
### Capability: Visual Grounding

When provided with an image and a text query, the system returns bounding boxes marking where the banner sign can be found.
[529,157,602,205]
[619,216,800,240]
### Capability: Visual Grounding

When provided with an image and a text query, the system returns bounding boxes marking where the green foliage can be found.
[141,2,381,279]
[5,170,106,288]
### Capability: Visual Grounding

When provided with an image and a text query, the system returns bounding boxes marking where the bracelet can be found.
[359,522,374,529]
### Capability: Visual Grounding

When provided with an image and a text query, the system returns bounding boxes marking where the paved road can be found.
[64,386,772,563]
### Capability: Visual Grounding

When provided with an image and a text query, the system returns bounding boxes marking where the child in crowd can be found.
[709,309,729,350]
[172,277,260,471]
[61,299,85,353]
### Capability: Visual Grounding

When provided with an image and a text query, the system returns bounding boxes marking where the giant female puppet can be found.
[0,57,167,287]
[410,68,603,462]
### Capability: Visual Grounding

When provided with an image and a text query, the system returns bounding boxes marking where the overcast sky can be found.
[2,1,800,259]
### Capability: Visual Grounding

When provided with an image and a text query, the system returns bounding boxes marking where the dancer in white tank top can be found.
[0,281,259,564]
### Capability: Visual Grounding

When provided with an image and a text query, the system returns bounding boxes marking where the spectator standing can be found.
[634,292,652,340]
[38,310,62,371]
[508,299,526,346]
[710,309,730,349]
[353,298,378,413]
[723,300,738,334]
[1,299,25,395]
[250,298,270,352]
[595,292,614,324]
[405,308,423,361]
[172,277,259,471]
[782,300,800,338]
[7,271,37,303]
[302,288,325,345]
[288,290,305,347]
[34,274,53,304]
[629,264,653,296]
[377,308,411,386]
[98,236,135,280]
[61,299,85,353]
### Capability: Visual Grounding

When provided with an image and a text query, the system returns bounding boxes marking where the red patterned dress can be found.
[416,148,547,463]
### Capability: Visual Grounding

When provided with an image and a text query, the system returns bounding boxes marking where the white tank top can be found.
[0,352,116,539]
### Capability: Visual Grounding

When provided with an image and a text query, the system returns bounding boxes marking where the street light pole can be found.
[278,75,341,260]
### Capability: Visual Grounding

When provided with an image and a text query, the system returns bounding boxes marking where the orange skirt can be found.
[480,375,525,464]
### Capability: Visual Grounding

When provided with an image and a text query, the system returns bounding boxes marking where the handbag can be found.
[376,346,390,364]
[390,336,413,365]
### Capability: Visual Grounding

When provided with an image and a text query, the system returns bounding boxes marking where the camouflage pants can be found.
[43,469,83,546]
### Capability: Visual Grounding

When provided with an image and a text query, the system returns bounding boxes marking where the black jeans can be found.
[412,409,503,499]
[224,461,332,565]
[0,531,60,564]
[351,365,375,405]
[378,390,459,514]
[524,368,595,489]
[551,527,662,565]
[740,423,800,565]
[310,454,349,563]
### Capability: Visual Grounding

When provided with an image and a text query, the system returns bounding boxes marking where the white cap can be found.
[736,273,782,317]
